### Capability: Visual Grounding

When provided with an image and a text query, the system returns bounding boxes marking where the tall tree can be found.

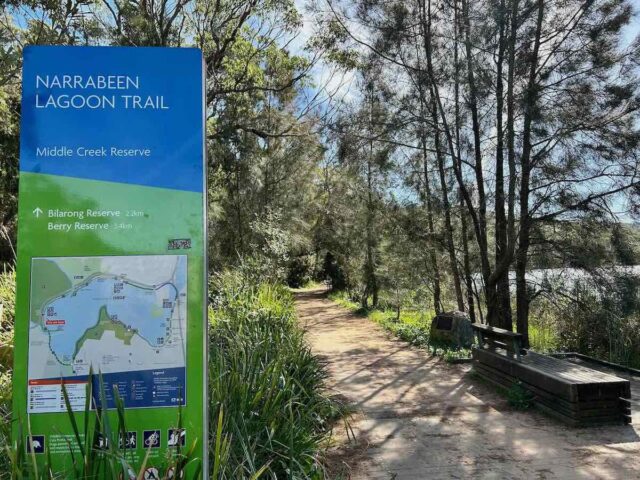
[313,0,640,338]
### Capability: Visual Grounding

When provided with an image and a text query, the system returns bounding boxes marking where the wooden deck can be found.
[473,347,632,426]
[560,355,640,424]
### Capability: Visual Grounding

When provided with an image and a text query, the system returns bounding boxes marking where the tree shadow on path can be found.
[296,289,640,480]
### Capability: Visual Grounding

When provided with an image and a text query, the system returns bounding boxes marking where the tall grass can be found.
[208,271,345,479]
[0,267,344,478]
[7,373,201,479]
[0,266,15,475]
[528,321,560,353]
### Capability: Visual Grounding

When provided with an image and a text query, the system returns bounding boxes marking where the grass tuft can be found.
[208,271,346,479]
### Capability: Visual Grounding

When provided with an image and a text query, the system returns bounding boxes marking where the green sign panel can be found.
[13,46,207,477]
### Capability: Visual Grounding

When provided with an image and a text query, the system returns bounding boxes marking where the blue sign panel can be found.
[20,46,204,192]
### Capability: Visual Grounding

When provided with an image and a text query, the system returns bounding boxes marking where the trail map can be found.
[27,255,187,412]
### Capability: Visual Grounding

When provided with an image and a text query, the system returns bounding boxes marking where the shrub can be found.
[507,381,534,410]
[0,266,14,475]
[208,271,343,479]
[0,266,15,336]
[286,254,314,288]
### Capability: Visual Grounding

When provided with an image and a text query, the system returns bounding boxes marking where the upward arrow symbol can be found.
[33,207,43,218]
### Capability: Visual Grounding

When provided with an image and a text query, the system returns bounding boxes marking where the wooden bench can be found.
[470,323,632,426]
[471,323,524,360]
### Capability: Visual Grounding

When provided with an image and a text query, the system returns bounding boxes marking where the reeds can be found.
[8,372,201,479]
[208,272,347,479]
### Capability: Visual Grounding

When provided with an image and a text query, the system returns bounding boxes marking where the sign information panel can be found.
[13,46,207,476]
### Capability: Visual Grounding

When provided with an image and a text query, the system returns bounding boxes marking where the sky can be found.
[291,1,640,220]
[623,7,640,46]
[294,1,640,105]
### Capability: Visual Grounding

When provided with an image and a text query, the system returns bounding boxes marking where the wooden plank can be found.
[472,347,632,426]
[576,382,630,402]
[534,402,581,427]
[471,323,522,337]
[532,402,624,427]
[475,363,613,408]
[552,352,640,377]
[474,348,579,401]
[474,363,625,417]
[522,351,628,385]
[474,364,628,425]
[474,348,628,397]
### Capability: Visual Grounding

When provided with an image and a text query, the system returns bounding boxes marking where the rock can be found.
[429,311,474,348]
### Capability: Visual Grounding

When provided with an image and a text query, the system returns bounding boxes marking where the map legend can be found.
[27,378,86,413]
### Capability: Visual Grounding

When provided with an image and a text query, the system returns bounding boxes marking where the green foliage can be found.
[0,266,15,345]
[208,271,345,479]
[320,253,346,291]
[442,349,473,364]
[329,290,472,361]
[611,224,637,266]
[0,66,20,261]
[0,267,14,474]
[0,0,322,270]
[507,381,534,410]
[286,255,314,288]
[300,279,325,290]
[528,321,561,353]
[7,373,200,479]
[370,310,430,347]
[528,275,640,369]
[328,290,361,312]
[241,208,292,285]
[0,369,9,474]
[306,18,360,70]
[527,298,561,353]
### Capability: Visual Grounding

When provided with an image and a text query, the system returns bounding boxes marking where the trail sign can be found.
[13,46,207,476]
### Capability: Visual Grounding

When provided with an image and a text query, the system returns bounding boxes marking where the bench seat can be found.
[470,323,632,426]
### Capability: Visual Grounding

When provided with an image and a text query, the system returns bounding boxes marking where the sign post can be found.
[13,46,207,477]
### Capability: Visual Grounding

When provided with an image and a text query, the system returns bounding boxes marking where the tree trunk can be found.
[460,193,476,322]
[494,0,513,330]
[460,0,497,324]
[420,0,495,319]
[430,91,464,311]
[453,0,474,320]
[234,141,245,253]
[421,134,443,313]
[364,85,379,309]
[516,0,545,348]
[504,0,521,327]
[419,0,495,316]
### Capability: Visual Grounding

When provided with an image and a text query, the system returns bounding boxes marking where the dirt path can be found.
[295,289,640,480]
